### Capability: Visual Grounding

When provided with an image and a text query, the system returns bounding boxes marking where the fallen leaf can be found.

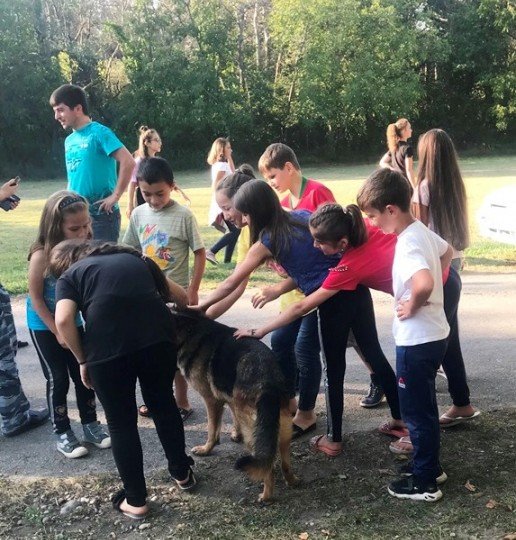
[299,533,309,540]
[486,499,498,509]
[464,480,476,492]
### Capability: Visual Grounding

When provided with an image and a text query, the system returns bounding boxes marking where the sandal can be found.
[378,421,409,439]
[111,489,148,520]
[172,467,197,491]
[439,410,481,427]
[389,436,413,455]
[292,422,316,440]
[179,408,193,422]
[138,404,151,418]
[309,435,342,457]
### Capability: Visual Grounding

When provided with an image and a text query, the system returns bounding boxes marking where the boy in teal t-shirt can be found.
[50,84,135,241]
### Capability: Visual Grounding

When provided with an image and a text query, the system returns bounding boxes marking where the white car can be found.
[477,185,516,245]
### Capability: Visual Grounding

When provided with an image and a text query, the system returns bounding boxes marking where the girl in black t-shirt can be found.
[379,118,415,187]
[50,240,196,520]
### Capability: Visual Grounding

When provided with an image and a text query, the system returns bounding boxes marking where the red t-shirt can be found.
[322,222,396,295]
[322,221,451,295]
[281,178,335,211]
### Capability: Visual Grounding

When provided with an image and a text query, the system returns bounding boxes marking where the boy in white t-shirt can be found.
[357,169,453,502]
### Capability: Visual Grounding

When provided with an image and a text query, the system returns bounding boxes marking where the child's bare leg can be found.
[174,372,191,411]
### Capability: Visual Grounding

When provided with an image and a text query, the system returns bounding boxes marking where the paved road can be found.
[1,272,515,479]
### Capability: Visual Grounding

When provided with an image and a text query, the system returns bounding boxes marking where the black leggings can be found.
[318,286,399,442]
[88,341,193,507]
[30,328,96,434]
[442,266,470,407]
[210,219,241,263]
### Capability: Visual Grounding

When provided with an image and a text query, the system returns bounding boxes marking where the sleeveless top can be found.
[27,275,83,331]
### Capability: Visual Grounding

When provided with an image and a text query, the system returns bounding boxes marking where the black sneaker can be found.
[360,382,385,408]
[398,462,448,485]
[388,476,443,502]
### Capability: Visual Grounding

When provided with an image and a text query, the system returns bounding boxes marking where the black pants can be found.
[442,266,470,407]
[318,287,400,442]
[30,328,96,434]
[210,219,241,263]
[88,341,193,507]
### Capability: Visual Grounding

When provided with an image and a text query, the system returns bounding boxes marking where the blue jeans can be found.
[396,339,447,484]
[270,311,321,411]
[91,208,121,242]
[210,219,241,263]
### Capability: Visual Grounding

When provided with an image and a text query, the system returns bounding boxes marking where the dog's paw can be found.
[257,494,274,505]
[192,444,213,456]
[284,474,300,487]
[230,429,243,443]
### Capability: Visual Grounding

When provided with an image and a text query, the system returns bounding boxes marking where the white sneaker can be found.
[57,429,89,459]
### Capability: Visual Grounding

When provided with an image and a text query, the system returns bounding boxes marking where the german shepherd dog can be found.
[171,310,297,502]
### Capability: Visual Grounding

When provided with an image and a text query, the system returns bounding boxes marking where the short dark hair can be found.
[49,84,89,116]
[258,143,301,173]
[137,157,175,186]
[357,169,412,212]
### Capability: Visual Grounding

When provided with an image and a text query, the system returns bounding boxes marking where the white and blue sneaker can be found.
[83,421,111,449]
[57,429,89,459]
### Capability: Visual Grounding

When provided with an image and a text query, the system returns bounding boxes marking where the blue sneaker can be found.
[83,421,111,449]
[56,429,88,459]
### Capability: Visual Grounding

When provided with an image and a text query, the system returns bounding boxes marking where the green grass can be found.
[1,155,516,294]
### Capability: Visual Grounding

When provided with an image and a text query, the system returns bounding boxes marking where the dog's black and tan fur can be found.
[171,310,297,502]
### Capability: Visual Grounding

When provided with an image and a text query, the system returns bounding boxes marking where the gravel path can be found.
[1,272,515,479]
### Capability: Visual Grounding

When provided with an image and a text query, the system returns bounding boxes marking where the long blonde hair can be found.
[386,118,410,153]
[135,126,160,158]
[207,137,229,165]
[29,190,90,263]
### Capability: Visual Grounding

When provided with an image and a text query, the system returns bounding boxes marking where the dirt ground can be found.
[1,272,515,539]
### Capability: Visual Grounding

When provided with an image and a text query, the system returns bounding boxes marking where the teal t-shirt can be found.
[65,121,123,214]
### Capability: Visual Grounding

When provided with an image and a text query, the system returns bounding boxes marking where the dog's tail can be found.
[235,390,280,479]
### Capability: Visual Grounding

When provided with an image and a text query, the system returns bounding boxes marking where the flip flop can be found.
[309,435,342,457]
[389,436,413,455]
[172,467,197,491]
[138,404,151,418]
[378,421,409,439]
[439,410,481,427]
[179,408,193,422]
[111,490,148,521]
[292,422,316,440]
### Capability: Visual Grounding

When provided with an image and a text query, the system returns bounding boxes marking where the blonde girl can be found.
[205,137,239,264]
[27,191,111,458]
[379,118,415,186]
[127,126,190,217]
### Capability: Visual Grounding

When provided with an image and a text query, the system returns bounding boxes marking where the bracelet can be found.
[78,362,86,365]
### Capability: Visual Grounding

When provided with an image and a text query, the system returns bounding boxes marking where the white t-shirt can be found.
[208,161,232,225]
[392,220,450,346]
[412,178,463,260]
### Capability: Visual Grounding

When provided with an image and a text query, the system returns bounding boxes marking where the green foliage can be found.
[0,0,514,175]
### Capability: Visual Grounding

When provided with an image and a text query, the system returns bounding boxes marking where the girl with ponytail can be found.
[379,118,415,187]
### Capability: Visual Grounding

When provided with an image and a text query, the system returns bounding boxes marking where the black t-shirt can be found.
[389,141,413,178]
[56,253,176,365]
